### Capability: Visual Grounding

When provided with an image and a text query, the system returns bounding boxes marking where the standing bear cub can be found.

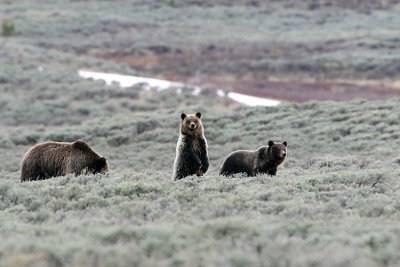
[20,140,109,182]
[172,112,209,180]
[220,141,287,177]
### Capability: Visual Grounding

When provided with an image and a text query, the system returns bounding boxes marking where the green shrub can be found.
[168,0,175,7]
[2,19,15,36]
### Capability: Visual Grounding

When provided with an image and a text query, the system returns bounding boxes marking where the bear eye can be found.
[193,120,198,123]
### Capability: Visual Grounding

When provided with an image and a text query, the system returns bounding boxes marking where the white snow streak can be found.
[78,70,183,91]
[78,70,281,107]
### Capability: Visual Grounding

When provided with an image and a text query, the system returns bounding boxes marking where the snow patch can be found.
[217,89,226,97]
[78,69,281,107]
[227,92,281,107]
[78,70,183,91]
[192,86,202,95]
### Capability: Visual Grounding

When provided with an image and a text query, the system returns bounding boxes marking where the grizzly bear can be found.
[219,141,287,177]
[20,140,108,182]
[172,112,209,180]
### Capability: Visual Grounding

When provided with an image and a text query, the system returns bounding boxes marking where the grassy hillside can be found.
[2,0,400,82]
[1,0,400,107]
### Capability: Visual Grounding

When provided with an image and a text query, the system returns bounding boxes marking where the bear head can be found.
[268,140,287,161]
[72,140,109,174]
[91,157,109,174]
[180,112,203,135]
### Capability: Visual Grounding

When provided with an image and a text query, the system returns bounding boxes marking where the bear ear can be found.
[181,113,186,120]
[268,140,274,147]
[283,141,287,147]
[72,140,90,151]
[196,112,201,119]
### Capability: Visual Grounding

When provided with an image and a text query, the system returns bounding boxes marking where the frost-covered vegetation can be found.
[1,0,400,266]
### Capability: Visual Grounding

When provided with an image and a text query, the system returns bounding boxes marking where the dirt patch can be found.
[179,76,400,102]
[97,52,400,102]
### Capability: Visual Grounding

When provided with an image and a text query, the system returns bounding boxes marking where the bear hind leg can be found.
[21,164,44,182]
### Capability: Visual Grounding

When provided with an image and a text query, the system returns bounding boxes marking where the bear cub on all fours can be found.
[172,112,209,180]
[20,140,109,182]
[220,141,287,177]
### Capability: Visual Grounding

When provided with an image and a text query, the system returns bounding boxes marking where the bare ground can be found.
[97,52,400,102]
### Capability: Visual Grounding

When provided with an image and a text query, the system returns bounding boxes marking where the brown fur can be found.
[20,140,108,182]
[220,141,287,177]
[172,112,209,180]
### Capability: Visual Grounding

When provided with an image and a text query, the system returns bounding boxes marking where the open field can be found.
[1,0,400,101]
[1,0,400,266]
[1,96,400,266]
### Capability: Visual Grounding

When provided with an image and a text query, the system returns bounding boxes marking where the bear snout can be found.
[190,123,196,129]
[282,153,287,158]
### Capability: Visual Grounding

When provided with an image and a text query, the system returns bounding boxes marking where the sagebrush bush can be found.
[2,19,15,36]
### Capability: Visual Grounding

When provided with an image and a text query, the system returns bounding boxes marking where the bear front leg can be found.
[199,139,209,174]
[268,167,277,176]
[194,156,203,176]
[181,151,202,177]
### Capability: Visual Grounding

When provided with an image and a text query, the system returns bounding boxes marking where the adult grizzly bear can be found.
[172,112,209,180]
[220,141,287,177]
[20,140,108,182]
